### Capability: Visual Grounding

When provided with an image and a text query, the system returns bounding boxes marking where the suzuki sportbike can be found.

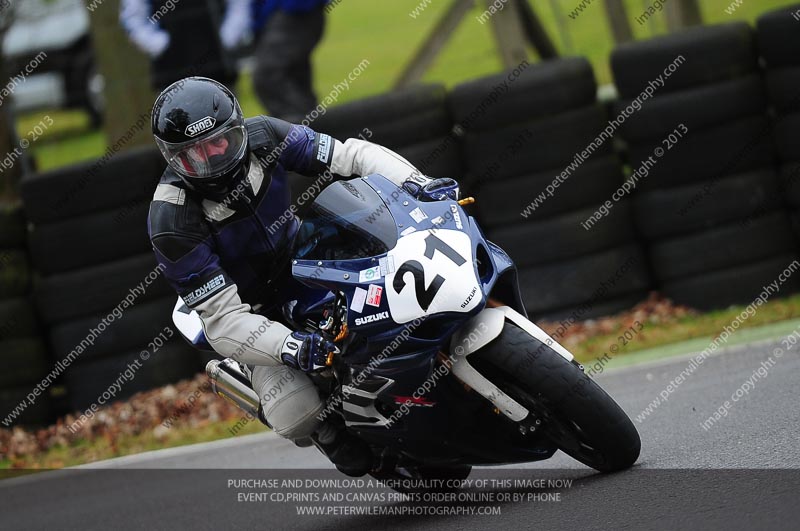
[173,175,641,484]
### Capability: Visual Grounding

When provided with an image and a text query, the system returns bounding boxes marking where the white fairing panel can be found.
[172,297,205,344]
[384,229,482,324]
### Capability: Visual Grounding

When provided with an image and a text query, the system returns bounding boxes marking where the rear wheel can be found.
[470,324,640,472]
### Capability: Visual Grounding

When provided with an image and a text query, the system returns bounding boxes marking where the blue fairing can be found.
[291,175,511,359]
[177,174,559,465]
[180,175,521,361]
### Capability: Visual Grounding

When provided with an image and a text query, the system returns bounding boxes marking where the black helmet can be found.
[152,77,249,198]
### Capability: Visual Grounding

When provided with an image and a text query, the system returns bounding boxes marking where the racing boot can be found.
[312,418,373,477]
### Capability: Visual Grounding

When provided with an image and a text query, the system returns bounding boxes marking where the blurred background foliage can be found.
[16,0,798,172]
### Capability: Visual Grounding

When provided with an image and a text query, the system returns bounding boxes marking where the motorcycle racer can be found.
[148,77,458,476]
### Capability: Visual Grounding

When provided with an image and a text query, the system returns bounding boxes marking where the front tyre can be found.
[470,324,640,472]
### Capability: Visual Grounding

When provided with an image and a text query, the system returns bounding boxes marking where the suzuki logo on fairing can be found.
[185,116,216,137]
[354,311,389,326]
[461,286,477,308]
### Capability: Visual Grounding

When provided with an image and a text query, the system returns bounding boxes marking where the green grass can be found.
[0,414,265,470]
[568,292,800,364]
[18,0,799,170]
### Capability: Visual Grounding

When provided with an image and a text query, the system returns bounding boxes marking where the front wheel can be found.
[469,324,640,472]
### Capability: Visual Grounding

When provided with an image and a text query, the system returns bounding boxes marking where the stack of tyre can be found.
[20,146,201,413]
[312,84,461,181]
[611,22,799,310]
[0,203,51,426]
[449,57,651,319]
[757,5,800,240]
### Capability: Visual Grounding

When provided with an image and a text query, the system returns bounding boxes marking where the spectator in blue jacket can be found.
[220,0,328,121]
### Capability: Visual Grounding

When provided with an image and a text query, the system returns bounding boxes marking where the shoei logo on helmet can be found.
[186,116,217,137]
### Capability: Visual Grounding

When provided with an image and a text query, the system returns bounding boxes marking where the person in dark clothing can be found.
[120,0,237,90]
[148,77,459,475]
[220,0,328,121]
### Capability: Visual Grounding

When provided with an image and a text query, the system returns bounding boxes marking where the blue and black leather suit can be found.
[148,116,429,439]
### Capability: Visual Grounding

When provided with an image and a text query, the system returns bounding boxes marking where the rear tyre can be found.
[470,324,640,472]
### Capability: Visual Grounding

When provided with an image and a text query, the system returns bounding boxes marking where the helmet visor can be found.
[156,114,247,179]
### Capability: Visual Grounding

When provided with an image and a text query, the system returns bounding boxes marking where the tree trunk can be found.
[666,0,703,31]
[0,12,24,197]
[87,0,154,150]
[515,0,558,60]
[603,0,633,44]
[0,94,22,198]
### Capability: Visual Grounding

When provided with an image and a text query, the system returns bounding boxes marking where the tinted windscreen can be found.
[294,179,398,261]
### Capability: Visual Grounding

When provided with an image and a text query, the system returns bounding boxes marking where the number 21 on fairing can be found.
[384,229,482,324]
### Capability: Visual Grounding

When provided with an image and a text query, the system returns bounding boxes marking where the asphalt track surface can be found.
[2,338,799,530]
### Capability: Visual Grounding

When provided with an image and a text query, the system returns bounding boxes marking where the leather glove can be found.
[402,177,460,202]
[280,331,339,372]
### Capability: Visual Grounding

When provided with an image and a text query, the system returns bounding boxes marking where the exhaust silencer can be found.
[206,359,260,418]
